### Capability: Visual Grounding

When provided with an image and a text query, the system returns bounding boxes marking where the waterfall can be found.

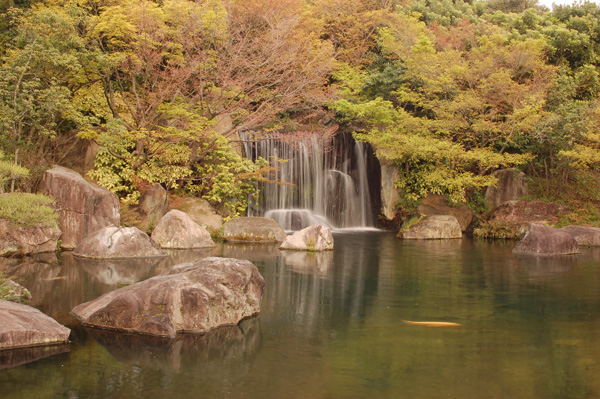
[243,131,375,231]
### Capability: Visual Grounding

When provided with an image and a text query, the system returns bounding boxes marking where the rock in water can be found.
[71,257,265,337]
[151,210,215,249]
[398,215,462,240]
[0,219,61,257]
[560,225,600,247]
[0,300,70,349]
[279,225,333,251]
[513,224,579,255]
[223,217,286,242]
[38,166,120,249]
[74,226,165,259]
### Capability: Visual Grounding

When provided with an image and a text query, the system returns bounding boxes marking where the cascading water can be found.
[243,131,376,231]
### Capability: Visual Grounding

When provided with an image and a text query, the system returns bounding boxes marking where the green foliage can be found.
[187,135,269,219]
[0,192,58,227]
[473,219,525,240]
[400,215,424,233]
[0,150,28,192]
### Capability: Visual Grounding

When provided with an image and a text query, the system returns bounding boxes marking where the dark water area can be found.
[2,232,600,398]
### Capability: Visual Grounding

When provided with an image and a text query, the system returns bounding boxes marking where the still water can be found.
[2,232,600,399]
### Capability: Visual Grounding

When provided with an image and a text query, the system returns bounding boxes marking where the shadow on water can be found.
[0,344,69,370]
[85,317,261,376]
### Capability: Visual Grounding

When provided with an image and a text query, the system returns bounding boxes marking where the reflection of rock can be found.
[398,215,462,240]
[0,343,69,370]
[280,225,334,251]
[283,251,333,275]
[8,253,163,325]
[162,248,218,265]
[0,300,70,349]
[513,224,579,256]
[218,242,282,262]
[151,210,215,249]
[74,226,166,259]
[72,257,265,337]
[224,217,286,242]
[85,317,261,374]
[38,166,120,249]
[0,218,61,257]
[515,253,578,280]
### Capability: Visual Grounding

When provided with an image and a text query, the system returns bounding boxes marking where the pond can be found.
[1,232,600,398]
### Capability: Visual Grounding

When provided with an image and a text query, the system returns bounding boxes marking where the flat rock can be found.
[151,210,215,249]
[0,219,60,257]
[74,226,165,259]
[0,300,70,349]
[71,257,265,337]
[38,166,120,249]
[398,215,462,240]
[560,225,600,246]
[223,217,286,242]
[279,225,333,251]
[513,224,579,255]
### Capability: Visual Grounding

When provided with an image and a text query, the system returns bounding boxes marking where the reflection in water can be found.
[0,344,69,370]
[2,233,600,399]
[281,250,333,275]
[87,317,261,376]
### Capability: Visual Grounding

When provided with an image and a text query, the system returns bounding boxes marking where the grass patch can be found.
[0,193,58,228]
[400,215,423,232]
[473,220,525,240]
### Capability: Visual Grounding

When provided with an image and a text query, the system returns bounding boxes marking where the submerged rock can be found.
[151,210,215,249]
[0,300,70,349]
[74,226,165,259]
[38,166,120,249]
[0,219,60,257]
[71,257,265,338]
[279,225,333,251]
[223,217,286,242]
[398,215,462,240]
[513,224,579,256]
[560,225,600,247]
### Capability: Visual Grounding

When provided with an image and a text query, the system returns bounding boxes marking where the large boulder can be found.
[485,168,529,208]
[0,300,70,349]
[560,225,600,247]
[398,215,462,240]
[71,257,265,337]
[137,183,169,232]
[513,224,579,255]
[0,219,60,257]
[170,197,223,234]
[38,166,120,249]
[279,225,334,251]
[487,200,569,236]
[417,194,474,232]
[223,217,286,243]
[73,226,165,259]
[151,210,215,249]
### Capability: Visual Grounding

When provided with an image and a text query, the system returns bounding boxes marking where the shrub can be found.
[0,193,58,228]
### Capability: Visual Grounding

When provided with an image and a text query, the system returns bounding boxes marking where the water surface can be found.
[2,233,600,398]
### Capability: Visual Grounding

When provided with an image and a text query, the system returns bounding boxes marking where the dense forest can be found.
[1,0,599,225]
